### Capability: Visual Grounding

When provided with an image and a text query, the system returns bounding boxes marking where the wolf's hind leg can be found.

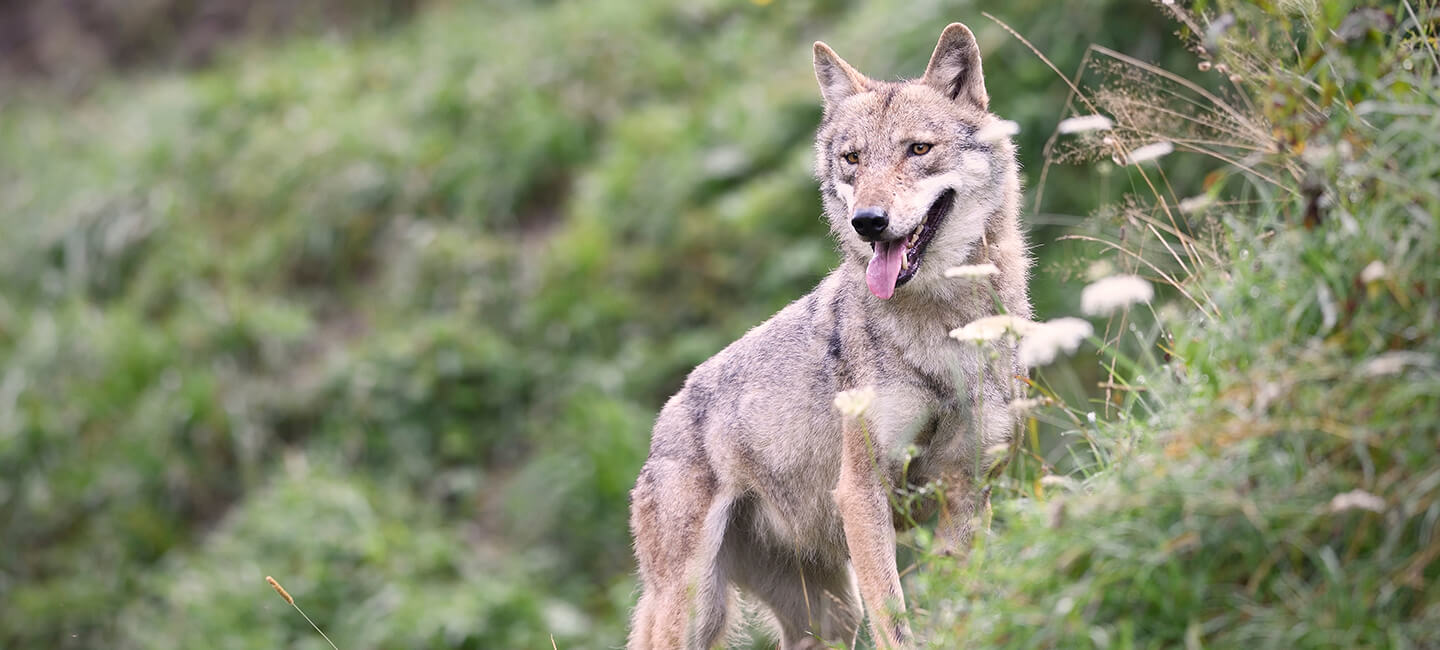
[727,538,861,650]
[628,458,736,649]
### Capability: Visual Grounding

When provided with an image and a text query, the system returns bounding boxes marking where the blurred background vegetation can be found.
[2,0,1434,648]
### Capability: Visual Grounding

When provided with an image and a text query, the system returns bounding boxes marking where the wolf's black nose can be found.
[851,207,889,240]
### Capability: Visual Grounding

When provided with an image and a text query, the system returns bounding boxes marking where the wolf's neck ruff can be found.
[864,188,957,299]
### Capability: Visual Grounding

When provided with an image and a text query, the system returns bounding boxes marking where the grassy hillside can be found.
[0,1,1184,647]
[1,0,1432,648]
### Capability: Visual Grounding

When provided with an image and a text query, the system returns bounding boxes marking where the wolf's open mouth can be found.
[895,188,955,287]
[865,188,956,299]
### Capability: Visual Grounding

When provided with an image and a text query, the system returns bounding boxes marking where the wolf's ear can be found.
[813,42,871,106]
[921,23,989,110]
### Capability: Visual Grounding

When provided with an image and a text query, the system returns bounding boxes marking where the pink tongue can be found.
[865,240,906,299]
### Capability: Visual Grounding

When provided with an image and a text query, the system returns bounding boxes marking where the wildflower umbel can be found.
[983,443,1011,458]
[1057,114,1114,133]
[1018,318,1093,367]
[1123,141,1174,165]
[944,263,999,279]
[833,386,877,418]
[1360,260,1386,283]
[1007,397,1045,415]
[950,316,1090,367]
[1039,474,1083,492]
[1080,275,1154,316]
[1178,194,1213,214]
[1360,351,1430,377]
[975,119,1020,143]
[1329,489,1385,513]
[949,315,1035,342]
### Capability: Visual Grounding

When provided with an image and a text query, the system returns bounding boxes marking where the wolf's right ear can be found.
[921,23,989,110]
[813,42,871,106]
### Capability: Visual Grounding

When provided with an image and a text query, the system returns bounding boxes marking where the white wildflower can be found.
[1008,397,1045,415]
[1360,351,1430,377]
[1178,194,1213,214]
[1019,317,1093,367]
[1085,260,1115,282]
[1081,274,1154,316]
[1039,474,1083,492]
[1124,141,1174,165]
[975,120,1020,143]
[1054,595,1076,616]
[1157,303,1184,326]
[1329,489,1385,513]
[834,386,877,418]
[1057,114,1114,134]
[944,263,999,279]
[1360,260,1386,283]
[1301,143,1335,166]
[949,315,1035,343]
[1317,281,1338,331]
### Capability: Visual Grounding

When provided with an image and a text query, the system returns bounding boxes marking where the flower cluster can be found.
[975,119,1020,143]
[948,315,1094,369]
[1123,141,1174,165]
[833,386,876,418]
[949,315,1033,343]
[1058,114,1114,134]
[1018,317,1093,367]
[1329,489,1385,513]
[944,263,999,279]
[1080,275,1154,316]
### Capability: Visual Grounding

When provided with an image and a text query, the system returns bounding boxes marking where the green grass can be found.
[0,1,1183,647]
[901,2,1440,647]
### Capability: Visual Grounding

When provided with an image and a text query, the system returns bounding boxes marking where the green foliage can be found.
[119,467,564,650]
[2,1,1178,646]
[903,2,1440,647]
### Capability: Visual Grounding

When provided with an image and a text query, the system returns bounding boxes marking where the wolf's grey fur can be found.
[628,23,1031,649]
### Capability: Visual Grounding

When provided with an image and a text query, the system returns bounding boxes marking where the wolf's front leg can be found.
[935,473,988,560]
[833,414,912,649]
[935,378,1013,558]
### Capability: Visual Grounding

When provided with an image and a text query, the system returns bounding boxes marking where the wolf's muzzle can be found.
[851,207,889,241]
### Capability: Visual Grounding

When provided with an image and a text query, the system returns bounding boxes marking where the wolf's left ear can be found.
[814,42,872,106]
[921,23,989,110]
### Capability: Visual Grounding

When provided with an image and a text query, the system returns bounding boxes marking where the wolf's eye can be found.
[842,152,860,165]
[909,143,933,156]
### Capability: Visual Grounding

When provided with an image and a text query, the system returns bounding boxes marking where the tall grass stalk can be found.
[266,576,340,650]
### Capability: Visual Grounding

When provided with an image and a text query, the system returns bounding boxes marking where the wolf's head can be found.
[813,23,1020,301]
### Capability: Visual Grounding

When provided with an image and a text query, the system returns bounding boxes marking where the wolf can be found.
[627,23,1032,649]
